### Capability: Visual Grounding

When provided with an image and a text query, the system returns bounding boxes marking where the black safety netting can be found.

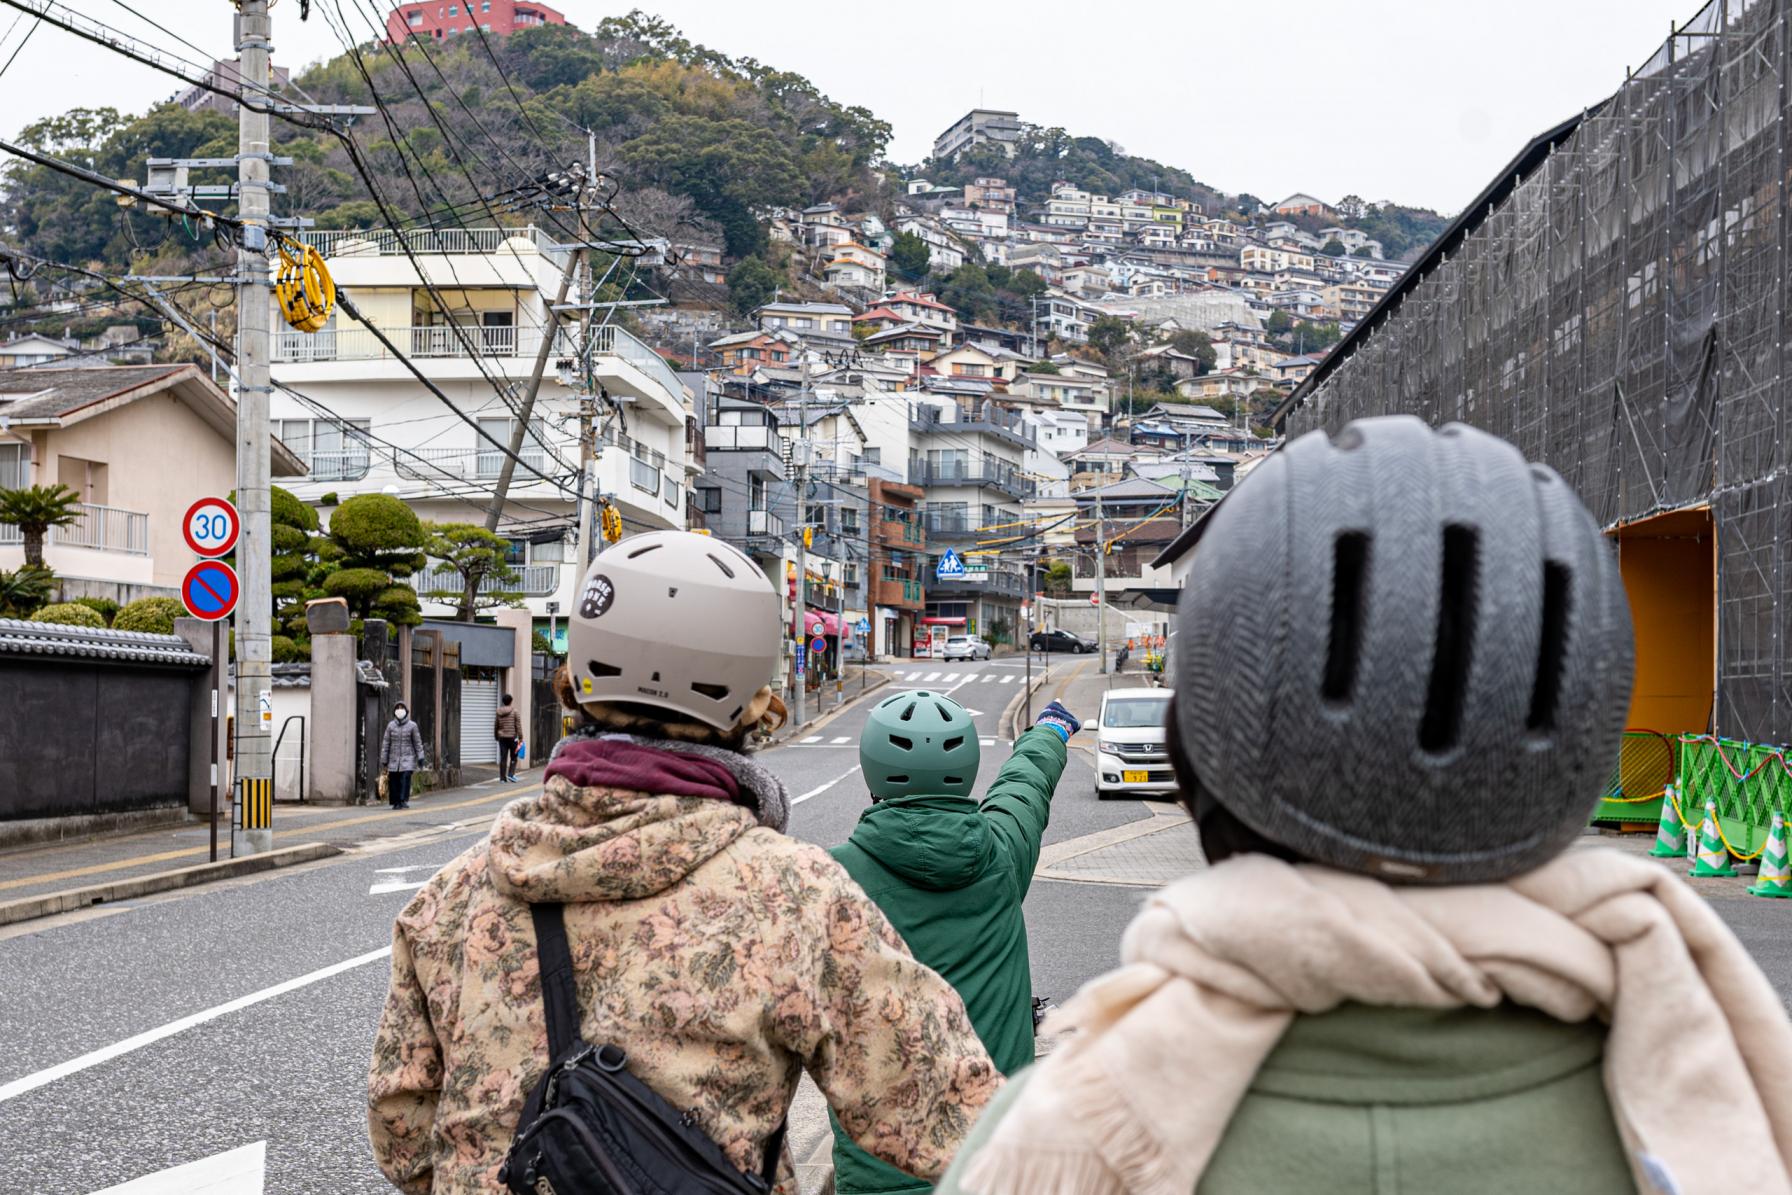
[1286,0,1792,744]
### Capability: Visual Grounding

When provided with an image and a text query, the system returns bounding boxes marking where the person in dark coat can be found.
[494,694,523,783]
[380,703,425,810]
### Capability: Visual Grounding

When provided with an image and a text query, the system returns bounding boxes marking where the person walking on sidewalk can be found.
[494,694,522,782]
[826,690,1080,1195]
[940,416,1792,1195]
[380,702,424,811]
[369,532,1002,1195]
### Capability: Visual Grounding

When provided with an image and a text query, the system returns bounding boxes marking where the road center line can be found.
[0,946,393,1104]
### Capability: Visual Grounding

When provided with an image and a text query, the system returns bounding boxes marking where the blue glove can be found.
[1034,700,1081,742]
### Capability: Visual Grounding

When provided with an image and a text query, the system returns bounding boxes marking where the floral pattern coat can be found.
[367,765,1000,1194]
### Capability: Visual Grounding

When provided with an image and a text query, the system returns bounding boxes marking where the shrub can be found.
[115,595,183,634]
[270,634,307,662]
[31,602,107,628]
[72,596,119,625]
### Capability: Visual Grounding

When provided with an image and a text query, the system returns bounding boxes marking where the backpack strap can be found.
[530,901,585,1058]
[760,1119,788,1186]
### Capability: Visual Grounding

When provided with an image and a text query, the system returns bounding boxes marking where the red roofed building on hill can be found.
[385,0,567,43]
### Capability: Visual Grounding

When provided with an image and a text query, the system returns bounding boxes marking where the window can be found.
[698,487,723,514]
[504,539,527,566]
[477,417,546,478]
[408,9,423,24]
[276,418,370,481]
[482,0,491,8]
[447,3,457,13]
[531,538,566,564]
[0,443,23,489]
[863,447,881,465]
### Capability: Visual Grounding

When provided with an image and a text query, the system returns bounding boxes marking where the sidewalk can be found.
[0,767,539,924]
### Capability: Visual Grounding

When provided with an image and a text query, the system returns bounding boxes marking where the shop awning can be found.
[804,609,845,636]
[920,616,967,626]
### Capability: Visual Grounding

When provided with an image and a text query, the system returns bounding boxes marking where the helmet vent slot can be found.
[587,659,623,679]
[1420,524,1479,753]
[889,734,914,751]
[626,543,662,559]
[691,681,729,701]
[943,776,963,786]
[706,553,735,579]
[943,735,965,751]
[933,702,954,721]
[1323,532,1369,703]
[900,701,918,721]
[1527,562,1570,733]
[887,774,909,784]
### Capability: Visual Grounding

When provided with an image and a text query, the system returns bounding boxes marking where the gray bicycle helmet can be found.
[1173,415,1633,884]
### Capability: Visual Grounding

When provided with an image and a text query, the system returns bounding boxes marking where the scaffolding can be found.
[1285,0,1792,850]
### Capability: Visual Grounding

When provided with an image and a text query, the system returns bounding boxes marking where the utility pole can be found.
[790,355,810,726]
[1095,487,1108,675]
[234,0,274,855]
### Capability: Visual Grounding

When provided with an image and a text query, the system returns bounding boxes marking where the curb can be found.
[0,842,341,927]
[771,672,893,746]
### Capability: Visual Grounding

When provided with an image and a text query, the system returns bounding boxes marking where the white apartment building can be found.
[933,108,1024,159]
[269,226,693,622]
[909,399,1032,643]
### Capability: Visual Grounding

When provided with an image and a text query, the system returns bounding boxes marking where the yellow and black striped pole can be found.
[239,777,273,832]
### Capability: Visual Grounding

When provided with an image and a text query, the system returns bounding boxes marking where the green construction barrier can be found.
[1675,737,1792,860]
[1592,730,1676,825]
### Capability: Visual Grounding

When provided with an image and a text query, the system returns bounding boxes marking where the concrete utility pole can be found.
[234,0,274,854]
[791,356,813,726]
[1095,487,1108,675]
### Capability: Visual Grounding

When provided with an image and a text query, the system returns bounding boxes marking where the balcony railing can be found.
[305,449,372,482]
[295,225,565,261]
[928,568,1027,598]
[274,323,577,364]
[394,445,548,481]
[588,324,687,403]
[911,460,1034,498]
[747,508,784,538]
[704,424,778,451]
[0,502,149,555]
[412,562,561,599]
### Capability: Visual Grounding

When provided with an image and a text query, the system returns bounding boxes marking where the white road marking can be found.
[980,674,996,682]
[903,671,923,681]
[794,765,861,805]
[0,948,393,1104]
[1000,675,1016,684]
[980,738,996,747]
[372,864,434,875]
[88,1140,266,1194]
[924,671,943,682]
[368,879,429,895]
[799,735,823,744]
[829,736,851,744]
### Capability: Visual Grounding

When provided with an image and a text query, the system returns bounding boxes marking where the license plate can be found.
[1122,769,1150,783]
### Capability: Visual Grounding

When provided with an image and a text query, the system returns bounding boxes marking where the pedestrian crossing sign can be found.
[935,548,967,581]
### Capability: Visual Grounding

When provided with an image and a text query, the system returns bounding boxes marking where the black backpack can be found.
[500,902,787,1195]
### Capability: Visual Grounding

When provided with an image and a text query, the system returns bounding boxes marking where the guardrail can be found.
[747,508,784,537]
[0,502,148,555]
[273,324,577,364]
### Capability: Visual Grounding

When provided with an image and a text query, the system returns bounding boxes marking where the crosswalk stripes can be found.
[1000,675,1015,684]
[800,735,822,744]
[925,671,943,682]
[980,674,996,682]
[830,736,851,744]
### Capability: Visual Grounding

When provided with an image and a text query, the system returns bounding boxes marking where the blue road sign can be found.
[810,635,828,654]
[935,547,966,581]
[182,559,239,622]
[855,617,871,635]
[795,643,806,675]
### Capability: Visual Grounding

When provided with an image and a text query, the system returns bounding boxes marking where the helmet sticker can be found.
[580,574,615,619]
[579,675,594,695]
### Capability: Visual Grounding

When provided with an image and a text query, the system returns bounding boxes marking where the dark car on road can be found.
[1029,628,1092,653]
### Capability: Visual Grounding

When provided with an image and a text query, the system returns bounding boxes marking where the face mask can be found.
[395,708,408,722]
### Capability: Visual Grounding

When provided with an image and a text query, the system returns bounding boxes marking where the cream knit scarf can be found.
[961,849,1792,1195]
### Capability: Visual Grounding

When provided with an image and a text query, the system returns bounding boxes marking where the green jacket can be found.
[827,725,1067,1195]
[939,1001,1634,1195]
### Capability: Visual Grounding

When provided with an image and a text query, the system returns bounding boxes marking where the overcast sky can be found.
[0,0,1689,216]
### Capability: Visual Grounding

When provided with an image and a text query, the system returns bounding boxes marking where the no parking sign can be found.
[182,559,239,622]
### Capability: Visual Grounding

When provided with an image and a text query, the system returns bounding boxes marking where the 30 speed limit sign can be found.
[182,496,240,558]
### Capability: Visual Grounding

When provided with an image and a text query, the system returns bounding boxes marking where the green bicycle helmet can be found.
[860,689,981,799]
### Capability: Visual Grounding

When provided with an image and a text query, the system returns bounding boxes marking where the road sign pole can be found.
[210,618,223,863]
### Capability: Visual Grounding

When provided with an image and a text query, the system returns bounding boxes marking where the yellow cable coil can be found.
[274,238,335,333]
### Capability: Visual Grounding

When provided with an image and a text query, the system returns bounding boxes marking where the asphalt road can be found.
[0,657,1150,1193]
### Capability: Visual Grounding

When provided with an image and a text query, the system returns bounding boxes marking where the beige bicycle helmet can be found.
[567,531,782,731]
